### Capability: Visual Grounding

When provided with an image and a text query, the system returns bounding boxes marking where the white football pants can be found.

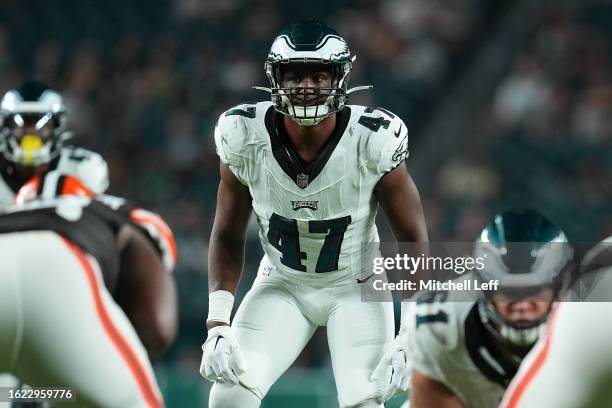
[209,258,394,408]
[0,231,164,408]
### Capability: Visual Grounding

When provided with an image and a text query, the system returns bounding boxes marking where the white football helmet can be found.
[0,80,70,167]
[257,20,370,126]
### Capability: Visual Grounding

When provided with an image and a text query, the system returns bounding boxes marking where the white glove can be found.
[371,332,411,401]
[200,325,246,385]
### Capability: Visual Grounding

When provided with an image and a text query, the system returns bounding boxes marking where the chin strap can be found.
[478,301,547,347]
[499,323,545,346]
[252,86,272,93]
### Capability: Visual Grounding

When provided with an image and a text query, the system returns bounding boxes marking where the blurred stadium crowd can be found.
[430,2,612,244]
[0,0,610,404]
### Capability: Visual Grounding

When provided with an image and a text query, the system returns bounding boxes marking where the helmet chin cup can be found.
[274,91,334,126]
[499,323,545,346]
[4,134,56,167]
[292,116,325,126]
[478,300,548,347]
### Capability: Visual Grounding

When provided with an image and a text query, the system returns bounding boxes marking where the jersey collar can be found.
[464,304,523,387]
[265,105,350,189]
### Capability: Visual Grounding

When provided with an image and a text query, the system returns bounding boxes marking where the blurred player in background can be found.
[0,80,109,206]
[0,172,178,408]
[407,209,573,408]
[501,237,612,408]
[200,20,428,408]
[0,80,110,407]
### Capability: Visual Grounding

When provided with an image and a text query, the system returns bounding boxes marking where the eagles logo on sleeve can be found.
[392,133,409,163]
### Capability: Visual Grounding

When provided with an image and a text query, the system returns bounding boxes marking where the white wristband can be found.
[207,290,235,325]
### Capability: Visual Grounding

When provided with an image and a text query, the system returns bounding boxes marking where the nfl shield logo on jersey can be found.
[297,173,309,189]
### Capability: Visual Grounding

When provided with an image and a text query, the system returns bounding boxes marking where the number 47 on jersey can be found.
[267,213,351,273]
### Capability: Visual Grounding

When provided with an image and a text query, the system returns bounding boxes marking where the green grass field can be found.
[158,367,409,407]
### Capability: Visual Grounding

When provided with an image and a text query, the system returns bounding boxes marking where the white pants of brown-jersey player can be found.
[0,231,164,408]
[501,268,612,408]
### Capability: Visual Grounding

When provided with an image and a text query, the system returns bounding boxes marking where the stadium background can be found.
[0,0,610,406]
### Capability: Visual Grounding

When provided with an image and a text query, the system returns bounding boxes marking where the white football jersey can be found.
[0,146,109,209]
[409,286,523,408]
[214,101,409,285]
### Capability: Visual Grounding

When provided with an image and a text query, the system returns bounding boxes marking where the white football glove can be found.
[371,332,411,401]
[200,325,246,385]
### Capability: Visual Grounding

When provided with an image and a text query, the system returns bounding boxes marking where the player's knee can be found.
[209,382,261,408]
[344,398,383,408]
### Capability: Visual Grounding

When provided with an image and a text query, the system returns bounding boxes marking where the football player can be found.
[0,172,178,408]
[408,209,573,408]
[199,20,428,408]
[0,80,109,208]
[0,80,110,408]
[500,238,612,408]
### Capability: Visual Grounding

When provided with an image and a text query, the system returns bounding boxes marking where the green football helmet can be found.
[474,209,573,346]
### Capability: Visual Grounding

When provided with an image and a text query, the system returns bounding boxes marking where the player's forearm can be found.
[120,298,176,360]
[411,370,465,408]
[411,395,465,408]
[208,162,251,295]
[117,227,179,360]
[208,231,245,294]
[207,236,244,330]
[131,309,177,360]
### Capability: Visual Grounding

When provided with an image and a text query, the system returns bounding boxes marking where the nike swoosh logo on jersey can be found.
[356,273,375,284]
[394,124,402,138]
